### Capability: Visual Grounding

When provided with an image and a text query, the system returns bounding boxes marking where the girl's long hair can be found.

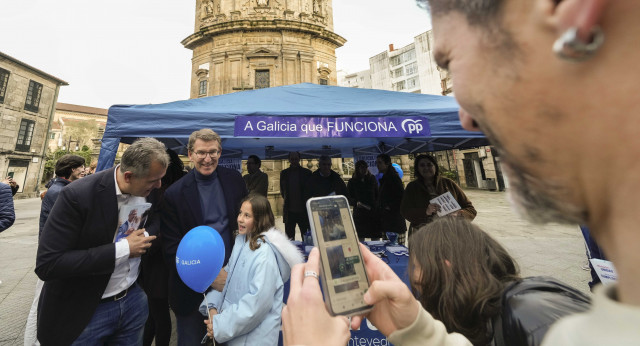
[409,218,520,345]
[242,194,275,250]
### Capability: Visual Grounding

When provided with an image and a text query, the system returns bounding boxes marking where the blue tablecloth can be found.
[279,242,410,346]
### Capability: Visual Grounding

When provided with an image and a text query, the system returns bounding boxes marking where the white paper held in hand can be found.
[429,191,461,217]
[589,259,617,285]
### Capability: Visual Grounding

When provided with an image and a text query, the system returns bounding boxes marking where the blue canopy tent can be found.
[97,83,487,171]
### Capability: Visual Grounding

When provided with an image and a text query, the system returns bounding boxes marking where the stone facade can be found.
[183,0,345,97]
[49,103,108,155]
[0,51,67,198]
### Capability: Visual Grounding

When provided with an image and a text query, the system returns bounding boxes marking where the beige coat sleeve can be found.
[388,302,472,346]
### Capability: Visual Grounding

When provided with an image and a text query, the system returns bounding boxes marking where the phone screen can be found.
[307,196,372,316]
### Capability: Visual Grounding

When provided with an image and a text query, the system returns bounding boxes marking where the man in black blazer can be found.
[280,151,312,240]
[162,128,248,345]
[35,138,169,345]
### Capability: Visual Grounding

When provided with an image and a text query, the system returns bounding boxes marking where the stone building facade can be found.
[49,103,108,155]
[182,0,346,97]
[0,51,67,198]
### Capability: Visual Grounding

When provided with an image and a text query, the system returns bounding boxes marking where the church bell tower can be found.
[182,0,346,97]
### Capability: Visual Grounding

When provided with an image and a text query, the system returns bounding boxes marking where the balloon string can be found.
[204,292,215,346]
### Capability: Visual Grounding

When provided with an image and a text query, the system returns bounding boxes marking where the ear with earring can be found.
[553,26,605,61]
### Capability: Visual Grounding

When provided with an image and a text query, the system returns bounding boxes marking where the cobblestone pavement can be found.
[0,190,590,345]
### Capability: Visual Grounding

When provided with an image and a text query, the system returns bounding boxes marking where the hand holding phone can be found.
[282,248,351,346]
[306,195,372,316]
[350,244,420,336]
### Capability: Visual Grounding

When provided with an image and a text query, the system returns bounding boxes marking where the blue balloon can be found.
[176,226,225,293]
[392,163,404,179]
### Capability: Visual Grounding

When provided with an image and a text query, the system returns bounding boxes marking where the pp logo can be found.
[401,119,424,134]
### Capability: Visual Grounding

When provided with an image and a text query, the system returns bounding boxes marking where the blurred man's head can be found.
[417,0,614,225]
[318,155,332,177]
[288,152,301,168]
[247,155,261,175]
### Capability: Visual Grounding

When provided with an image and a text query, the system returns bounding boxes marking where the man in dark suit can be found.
[304,155,348,201]
[35,138,169,345]
[243,154,268,197]
[162,128,248,345]
[280,151,312,240]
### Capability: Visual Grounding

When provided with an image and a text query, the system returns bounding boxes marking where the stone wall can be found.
[0,55,64,198]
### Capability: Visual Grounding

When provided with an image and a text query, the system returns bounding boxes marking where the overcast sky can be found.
[0,0,431,109]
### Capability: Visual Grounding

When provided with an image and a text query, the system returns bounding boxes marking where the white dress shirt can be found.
[101,166,147,298]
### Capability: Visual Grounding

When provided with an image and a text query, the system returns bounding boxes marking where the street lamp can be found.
[65,137,79,152]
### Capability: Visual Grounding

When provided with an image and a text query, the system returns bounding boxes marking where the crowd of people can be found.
[283,0,640,345]
[11,0,640,344]
[23,126,474,345]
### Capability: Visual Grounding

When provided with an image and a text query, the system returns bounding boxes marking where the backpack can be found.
[491,276,591,346]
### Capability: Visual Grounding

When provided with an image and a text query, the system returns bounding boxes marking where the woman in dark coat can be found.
[401,154,476,239]
[375,154,407,244]
[347,160,380,241]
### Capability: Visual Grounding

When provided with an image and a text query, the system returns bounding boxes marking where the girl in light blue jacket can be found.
[201,194,303,345]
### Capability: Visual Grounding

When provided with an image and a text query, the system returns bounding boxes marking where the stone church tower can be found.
[182,0,346,97]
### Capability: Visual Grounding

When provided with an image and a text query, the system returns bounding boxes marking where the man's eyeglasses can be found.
[194,150,219,159]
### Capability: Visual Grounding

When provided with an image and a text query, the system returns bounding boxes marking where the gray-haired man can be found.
[36,138,169,345]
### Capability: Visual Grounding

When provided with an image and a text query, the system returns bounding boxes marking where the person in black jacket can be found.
[162,129,248,345]
[0,178,16,233]
[280,152,312,240]
[141,148,185,346]
[25,154,85,346]
[35,138,166,345]
[375,154,406,244]
[409,217,590,346]
[304,155,348,201]
[347,160,379,240]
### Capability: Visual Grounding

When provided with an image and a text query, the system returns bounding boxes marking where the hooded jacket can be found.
[0,182,15,232]
[39,177,71,236]
[200,228,303,345]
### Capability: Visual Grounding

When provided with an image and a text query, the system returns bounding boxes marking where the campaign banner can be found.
[218,157,242,173]
[354,154,379,176]
[234,116,431,138]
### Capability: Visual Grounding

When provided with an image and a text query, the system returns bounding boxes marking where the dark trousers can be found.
[176,308,207,346]
[285,211,309,241]
[143,297,172,346]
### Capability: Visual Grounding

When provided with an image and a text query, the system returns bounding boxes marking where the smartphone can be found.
[306,195,372,316]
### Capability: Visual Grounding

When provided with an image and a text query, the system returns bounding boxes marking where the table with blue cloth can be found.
[279,241,410,346]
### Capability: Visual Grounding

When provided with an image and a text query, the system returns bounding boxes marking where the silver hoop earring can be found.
[553,26,604,62]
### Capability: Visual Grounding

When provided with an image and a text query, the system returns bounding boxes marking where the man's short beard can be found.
[503,161,587,225]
